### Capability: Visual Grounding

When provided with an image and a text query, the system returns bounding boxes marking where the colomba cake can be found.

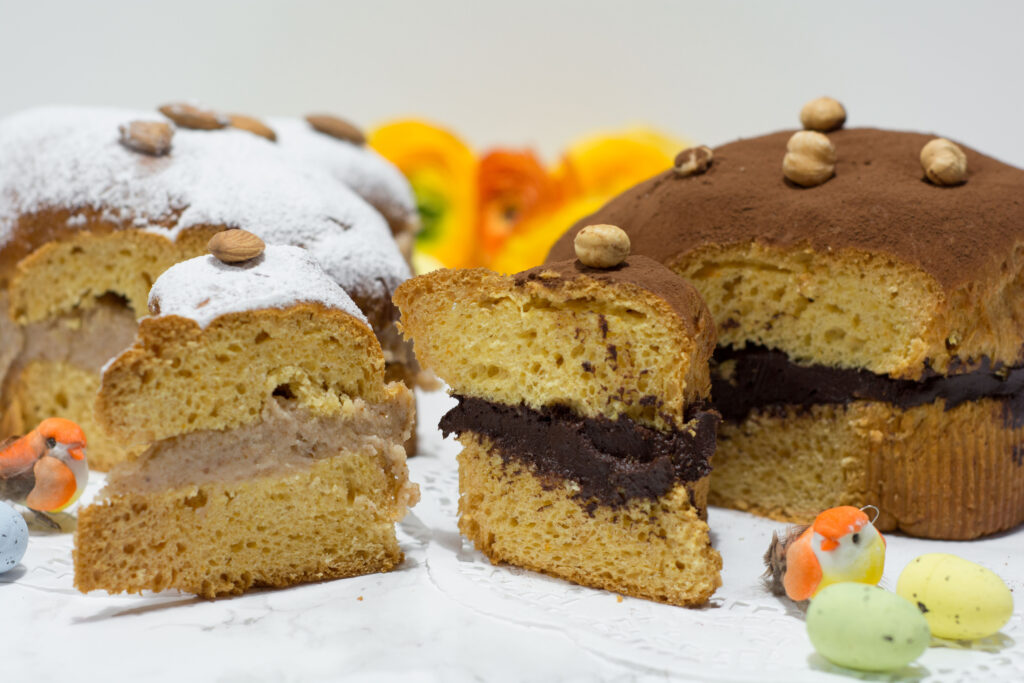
[549,121,1024,540]
[0,105,412,470]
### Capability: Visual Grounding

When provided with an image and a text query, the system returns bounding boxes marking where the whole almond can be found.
[306,114,366,145]
[228,114,277,142]
[119,120,174,156]
[574,224,630,268]
[674,145,714,177]
[920,138,967,186]
[207,229,265,263]
[783,131,836,187]
[800,97,847,132]
[158,102,228,130]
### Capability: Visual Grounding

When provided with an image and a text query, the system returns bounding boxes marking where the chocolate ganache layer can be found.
[712,345,1024,424]
[440,395,718,512]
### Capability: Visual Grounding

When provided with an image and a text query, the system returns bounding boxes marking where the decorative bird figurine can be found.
[763,505,886,602]
[0,418,88,525]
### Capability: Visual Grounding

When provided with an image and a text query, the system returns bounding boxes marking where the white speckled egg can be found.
[0,501,29,573]
[897,553,1013,640]
[807,583,931,671]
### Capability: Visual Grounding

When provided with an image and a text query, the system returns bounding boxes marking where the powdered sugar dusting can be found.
[0,106,410,303]
[149,245,366,329]
[271,117,417,225]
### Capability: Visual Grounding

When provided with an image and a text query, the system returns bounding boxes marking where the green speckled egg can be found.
[897,553,1014,640]
[807,583,931,672]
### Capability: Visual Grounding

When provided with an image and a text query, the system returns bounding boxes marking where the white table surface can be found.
[2,389,1021,683]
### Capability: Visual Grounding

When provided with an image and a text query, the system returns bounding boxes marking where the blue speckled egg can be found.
[0,501,29,573]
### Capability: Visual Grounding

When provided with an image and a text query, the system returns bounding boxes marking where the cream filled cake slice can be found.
[549,121,1024,539]
[74,244,418,598]
[395,237,722,607]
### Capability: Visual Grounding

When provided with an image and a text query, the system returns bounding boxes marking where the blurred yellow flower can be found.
[553,127,687,199]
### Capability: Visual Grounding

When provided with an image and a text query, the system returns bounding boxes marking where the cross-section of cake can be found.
[548,114,1024,539]
[74,244,418,597]
[395,230,721,606]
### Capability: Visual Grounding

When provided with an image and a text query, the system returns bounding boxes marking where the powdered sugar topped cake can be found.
[271,116,418,257]
[149,244,365,329]
[78,241,417,597]
[0,106,409,306]
[0,105,413,469]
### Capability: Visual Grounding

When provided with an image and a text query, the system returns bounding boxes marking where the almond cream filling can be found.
[104,390,417,506]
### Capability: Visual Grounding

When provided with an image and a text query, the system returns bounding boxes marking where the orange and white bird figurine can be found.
[0,418,88,524]
[764,505,886,602]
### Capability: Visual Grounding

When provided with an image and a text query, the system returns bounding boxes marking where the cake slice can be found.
[74,243,418,597]
[395,232,722,606]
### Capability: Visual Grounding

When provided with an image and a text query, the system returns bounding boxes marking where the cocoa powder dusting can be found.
[548,128,1024,292]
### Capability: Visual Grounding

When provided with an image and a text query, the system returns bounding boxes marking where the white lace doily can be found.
[2,389,1021,683]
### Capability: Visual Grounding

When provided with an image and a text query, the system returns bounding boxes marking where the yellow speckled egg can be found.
[807,583,931,671]
[897,553,1013,640]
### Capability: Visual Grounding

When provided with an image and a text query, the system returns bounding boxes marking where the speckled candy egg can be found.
[0,501,29,573]
[897,553,1013,640]
[807,583,931,671]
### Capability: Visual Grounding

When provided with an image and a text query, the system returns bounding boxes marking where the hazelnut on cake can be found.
[395,230,722,607]
[74,244,418,598]
[0,105,412,470]
[549,114,1024,539]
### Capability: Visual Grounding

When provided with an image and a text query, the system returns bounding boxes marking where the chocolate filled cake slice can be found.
[395,246,722,606]
[549,124,1024,539]
[74,245,418,597]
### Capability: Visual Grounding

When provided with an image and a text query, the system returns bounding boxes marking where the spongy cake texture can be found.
[394,256,715,432]
[75,247,417,596]
[396,256,722,606]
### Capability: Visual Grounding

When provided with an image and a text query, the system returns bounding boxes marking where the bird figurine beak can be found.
[69,446,86,461]
[819,538,839,551]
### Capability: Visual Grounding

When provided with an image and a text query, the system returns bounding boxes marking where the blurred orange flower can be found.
[369,120,686,274]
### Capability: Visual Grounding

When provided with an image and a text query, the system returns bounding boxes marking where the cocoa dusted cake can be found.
[395,227,722,606]
[75,243,418,597]
[548,104,1024,539]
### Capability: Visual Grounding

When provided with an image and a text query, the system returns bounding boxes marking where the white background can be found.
[1,0,1023,165]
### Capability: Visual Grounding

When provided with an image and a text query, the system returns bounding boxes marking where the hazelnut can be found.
[799,97,847,132]
[574,224,630,268]
[158,102,228,130]
[783,131,836,187]
[674,145,714,177]
[920,138,967,186]
[118,120,174,156]
[305,114,366,146]
[228,114,277,142]
[207,229,265,263]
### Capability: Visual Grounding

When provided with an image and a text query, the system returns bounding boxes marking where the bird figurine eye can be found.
[852,533,861,544]
[46,437,57,448]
